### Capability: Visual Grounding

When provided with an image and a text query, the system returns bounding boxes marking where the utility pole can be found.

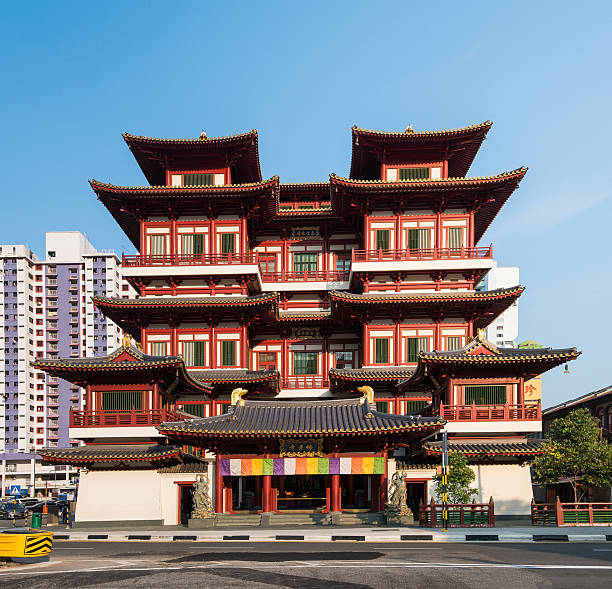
[441,430,449,532]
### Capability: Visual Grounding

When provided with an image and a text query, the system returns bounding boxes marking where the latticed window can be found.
[182,341,205,367]
[258,352,276,371]
[408,228,430,250]
[149,235,166,255]
[404,400,429,413]
[293,253,318,273]
[221,341,236,367]
[448,227,463,249]
[220,233,235,254]
[182,234,204,255]
[101,391,142,410]
[183,173,214,186]
[334,351,353,370]
[464,385,507,405]
[406,337,429,362]
[150,341,167,356]
[375,229,390,250]
[398,167,430,180]
[293,352,318,375]
[446,336,462,351]
[374,338,389,364]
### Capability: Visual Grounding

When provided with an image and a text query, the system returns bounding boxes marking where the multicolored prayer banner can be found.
[219,456,386,477]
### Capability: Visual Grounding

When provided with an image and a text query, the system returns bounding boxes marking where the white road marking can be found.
[382,548,442,550]
[54,548,95,550]
[592,549,612,552]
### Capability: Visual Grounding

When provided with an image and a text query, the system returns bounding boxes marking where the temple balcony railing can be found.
[69,408,184,428]
[260,270,349,283]
[122,253,258,267]
[350,246,495,279]
[352,246,493,263]
[281,376,330,390]
[439,403,541,422]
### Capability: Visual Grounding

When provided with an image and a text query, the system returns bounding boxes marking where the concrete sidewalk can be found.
[39,525,612,543]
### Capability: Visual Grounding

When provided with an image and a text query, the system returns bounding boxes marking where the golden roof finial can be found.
[231,388,248,406]
[477,328,486,341]
[357,385,374,406]
[122,333,132,349]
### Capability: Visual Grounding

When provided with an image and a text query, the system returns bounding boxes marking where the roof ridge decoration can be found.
[329,285,525,303]
[93,292,279,307]
[122,129,258,145]
[351,121,493,138]
[330,167,527,185]
[90,176,280,192]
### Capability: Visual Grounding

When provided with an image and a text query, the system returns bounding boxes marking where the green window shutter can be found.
[376,401,389,412]
[447,336,462,351]
[193,342,205,366]
[398,167,430,180]
[404,400,429,413]
[183,173,214,186]
[464,385,507,405]
[374,339,389,364]
[150,235,166,255]
[448,228,463,249]
[192,234,204,255]
[408,229,430,250]
[293,253,318,272]
[406,338,419,362]
[101,391,143,410]
[150,342,167,356]
[293,352,318,375]
[180,404,206,417]
[221,403,230,414]
[220,234,235,254]
[375,230,390,250]
[221,341,236,367]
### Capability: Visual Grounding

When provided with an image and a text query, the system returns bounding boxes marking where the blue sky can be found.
[2,1,611,405]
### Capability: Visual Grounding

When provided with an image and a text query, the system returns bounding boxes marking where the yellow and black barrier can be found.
[0,530,53,558]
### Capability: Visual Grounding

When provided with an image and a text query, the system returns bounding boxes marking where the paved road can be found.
[1,541,611,588]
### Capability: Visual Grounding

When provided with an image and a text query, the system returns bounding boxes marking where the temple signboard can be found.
[279,438,323,457]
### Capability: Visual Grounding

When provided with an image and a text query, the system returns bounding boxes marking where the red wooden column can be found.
[152,383,160,411]
[262,473,272,512]
[224,477,233,514]
[85,385,92,411]
[215,455,223,513]
[330,448,341,512]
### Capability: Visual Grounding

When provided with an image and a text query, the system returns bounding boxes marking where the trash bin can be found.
[30,513,42,528]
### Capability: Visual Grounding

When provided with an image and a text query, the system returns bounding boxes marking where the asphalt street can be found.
[0,541,611,588]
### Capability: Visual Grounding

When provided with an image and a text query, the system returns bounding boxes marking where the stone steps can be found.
[215,513,262,527]
[269,513,329,526]
[337,512,386,526]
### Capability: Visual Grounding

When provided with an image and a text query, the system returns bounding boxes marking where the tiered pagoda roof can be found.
[330,287,524,328]
[422,439,544,458]
[158,397,444,453]
[350,121,492,180]
[32,340,210,393]
[93,293,278,337]
[404,330,581,384]
[123,129,262,186]
[331,168,527,242]
[39,444,196,468]
[91,177,279,248]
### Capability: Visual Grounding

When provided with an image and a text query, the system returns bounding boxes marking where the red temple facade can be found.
[34,122,580,526]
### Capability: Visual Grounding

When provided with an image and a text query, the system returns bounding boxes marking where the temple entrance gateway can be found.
[277,475,326,511]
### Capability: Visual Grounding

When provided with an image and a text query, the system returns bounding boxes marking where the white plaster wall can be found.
[75,470,162,523]
[159,465,213,526]
[472,463,533,515]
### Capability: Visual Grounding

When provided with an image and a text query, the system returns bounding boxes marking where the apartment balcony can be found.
[280,376,330,390]
[438,403,542,434]
[121,253,260,279]
[351,246,495,275]
[260,270,350,292]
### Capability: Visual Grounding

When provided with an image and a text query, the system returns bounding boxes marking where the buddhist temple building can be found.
[33,122,580,526]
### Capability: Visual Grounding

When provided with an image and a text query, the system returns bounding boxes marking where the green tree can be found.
[432,451,478,504]
[533,408,612,502]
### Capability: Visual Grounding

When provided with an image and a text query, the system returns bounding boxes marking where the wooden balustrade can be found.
[280,377,330,389]
[532,498,612,526]
[439,403,541,421]
[69,408,183,427]
[122,253,257,267]
[352,246,493,262]
[259,270,349,283]
[420,497,495,527]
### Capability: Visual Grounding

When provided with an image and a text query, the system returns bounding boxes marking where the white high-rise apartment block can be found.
[478,262,519,347]
[0,232,134,497]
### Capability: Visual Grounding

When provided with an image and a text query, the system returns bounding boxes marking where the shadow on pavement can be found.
[169,550,383,563]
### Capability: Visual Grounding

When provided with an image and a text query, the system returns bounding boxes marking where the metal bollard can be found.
[12,498,16,528]
[65,504,71,529]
